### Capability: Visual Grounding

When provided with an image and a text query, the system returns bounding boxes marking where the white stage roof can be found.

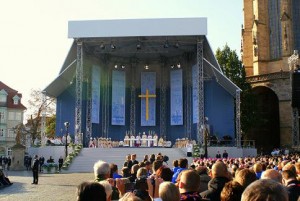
[68,18,207,38]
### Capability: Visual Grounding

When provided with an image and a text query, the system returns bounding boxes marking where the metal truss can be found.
[197,40,204,144]
[102,67,110,138]
[288,50,300,146]
[235,90,241,148]
[85,67,92,145]
[160,62,167,139]
[75,40,83,135]
[130,63,136,135]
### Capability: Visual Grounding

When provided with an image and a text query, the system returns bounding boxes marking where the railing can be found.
[207,139,255,148]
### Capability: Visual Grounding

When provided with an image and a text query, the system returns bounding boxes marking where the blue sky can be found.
[0,0,243,112]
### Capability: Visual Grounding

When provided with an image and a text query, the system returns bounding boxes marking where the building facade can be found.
[242,0,300,150]
[0,81,26,156]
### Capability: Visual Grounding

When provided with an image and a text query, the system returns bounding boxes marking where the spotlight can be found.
[136,44,141,50]
[114,65,118,69]
[111,44,116,49]
[177,63,181,68]
[145,65,149,70]
[100,44,105,49]
[121,65,125,69]
[164,41,169,48]
[171,65,175,69]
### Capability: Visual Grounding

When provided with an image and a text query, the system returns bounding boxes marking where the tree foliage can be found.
[25,89,56,142]
[45,115,56,138]
[216,44,258,135]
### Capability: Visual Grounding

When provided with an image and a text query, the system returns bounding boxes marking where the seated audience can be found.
[281,169,300,201]
[178,170,203,201]
[260,169,282,183]
[220,180,244,201]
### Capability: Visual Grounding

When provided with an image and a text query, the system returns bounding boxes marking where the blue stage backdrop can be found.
[111,70,126,125]
[140,72,156,126]
[91,65,101,124]
[170,69,183,125]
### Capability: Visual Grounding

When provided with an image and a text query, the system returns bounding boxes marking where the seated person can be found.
[0,169,12,187]
[47,156,54,163]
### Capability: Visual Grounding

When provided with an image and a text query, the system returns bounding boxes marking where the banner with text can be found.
[140,72,156,126]
[170,69,183,125]
[91,65,101,124]
[111,70,126,125]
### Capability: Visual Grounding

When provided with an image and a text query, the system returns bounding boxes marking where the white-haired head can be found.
[93,160,110,179]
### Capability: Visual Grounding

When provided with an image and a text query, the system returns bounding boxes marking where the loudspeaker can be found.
[292,72,300,108]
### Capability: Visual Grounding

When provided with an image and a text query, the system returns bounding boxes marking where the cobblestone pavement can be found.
[0,170,94,201]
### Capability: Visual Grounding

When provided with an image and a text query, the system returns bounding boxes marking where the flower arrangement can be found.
[62,143,83,170]
[42,162,58,173]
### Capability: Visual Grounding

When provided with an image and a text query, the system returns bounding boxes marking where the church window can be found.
[8,112,14,120]
[0,89,8,103]
[13,95,20,105]
[0,128,4,137]
[268,0,282,60]
[292,0,300,51]
[15,112,22,121]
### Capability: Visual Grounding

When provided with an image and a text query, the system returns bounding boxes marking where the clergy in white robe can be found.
[153,134,158,147]
[147,134,153,147]
[141,132,147,147]
[130,135,135,147]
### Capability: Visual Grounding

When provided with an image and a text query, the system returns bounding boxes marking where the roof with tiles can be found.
[0,81,27,110]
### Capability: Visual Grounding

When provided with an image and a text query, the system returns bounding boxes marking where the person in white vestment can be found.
[141,132,147,147]
[124,134,130,147]
[158,137,164,147]
[153,134,158,147]
[147,133,153,147]
[130,135,135,147]
[136,133,141,147]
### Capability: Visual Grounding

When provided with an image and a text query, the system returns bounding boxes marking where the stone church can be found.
[242,0,300,151]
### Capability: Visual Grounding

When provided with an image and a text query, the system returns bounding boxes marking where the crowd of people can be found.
[75,151,300,201]
[0,156,11,171]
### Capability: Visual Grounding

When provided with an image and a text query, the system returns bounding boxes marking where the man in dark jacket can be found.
[282,169,300,201]
[200,161,231,201]
[32,155,39,184]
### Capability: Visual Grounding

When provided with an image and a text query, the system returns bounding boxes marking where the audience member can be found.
[234,168,257,188]
[260,169,282,183]
[159,181,180,201]
[281,169,300,201]
[220,180,244,201]
[200,161,231,201]
[178,170,203,201]
[195,166,210,192]
[241,179,289,201]
[77,181,107,201]
[172,158,188,183]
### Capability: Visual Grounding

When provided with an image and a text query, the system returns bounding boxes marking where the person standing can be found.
[58,156,63,171]
[32,155,39,184]
[39,156,45,172]
[222,150,228,159]
[216,151,221,159]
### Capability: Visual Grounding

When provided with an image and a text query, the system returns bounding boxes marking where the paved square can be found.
[0,171,94,201]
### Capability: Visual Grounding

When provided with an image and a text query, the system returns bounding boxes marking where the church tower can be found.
[242,0,300,150]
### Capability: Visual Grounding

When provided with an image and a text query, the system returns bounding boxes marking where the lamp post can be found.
[64,122,69,158]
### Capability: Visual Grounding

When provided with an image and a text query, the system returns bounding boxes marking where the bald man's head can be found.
[211,161,228,178]
[261,169,282,183]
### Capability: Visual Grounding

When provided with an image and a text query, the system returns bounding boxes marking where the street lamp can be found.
[64,122,70,158]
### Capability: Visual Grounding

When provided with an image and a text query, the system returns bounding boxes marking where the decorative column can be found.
[288,50,300,146]
[197,40,204,144]
[235,90,241,148]
[75,39,83,135]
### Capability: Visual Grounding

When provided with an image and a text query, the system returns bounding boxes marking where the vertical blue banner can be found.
[112,70,126,125]
[192,65,199,123]
[140,72,156,126]
[91,65,100,123]
[170,69,183,125]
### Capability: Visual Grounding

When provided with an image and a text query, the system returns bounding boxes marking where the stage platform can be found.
[29,146,257,173]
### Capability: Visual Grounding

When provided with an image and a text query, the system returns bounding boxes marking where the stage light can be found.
[136,43,141,50]
[164,41,169,48]
[111,44,116,49]
[145,65,149,70]
[177,63,181,68]
[114,65,118,69]
[121,65,125,69]
[100,44,105,49]
[171,65,175,69]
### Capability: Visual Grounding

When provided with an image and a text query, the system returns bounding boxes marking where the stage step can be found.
[65,148,190,173]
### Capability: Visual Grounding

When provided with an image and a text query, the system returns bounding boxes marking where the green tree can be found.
[216,44,258,136]
[26,89,56,143]
[46,115,56,138]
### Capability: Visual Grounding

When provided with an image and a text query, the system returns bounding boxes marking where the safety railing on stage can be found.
[207,139,255,148]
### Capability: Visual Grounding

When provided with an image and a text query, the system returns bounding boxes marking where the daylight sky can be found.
[0,0,243,113]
